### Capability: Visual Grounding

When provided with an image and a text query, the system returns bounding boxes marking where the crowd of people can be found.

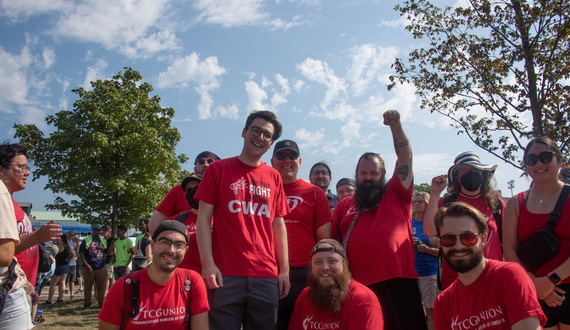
[1,109,570,329]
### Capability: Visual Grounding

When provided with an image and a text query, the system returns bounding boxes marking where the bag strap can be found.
[178,269,193,328]
[177,211,191,224]
[0,259,18,316]
[545,184,570,232]
[342,209,364,252]
[122,271,141,328]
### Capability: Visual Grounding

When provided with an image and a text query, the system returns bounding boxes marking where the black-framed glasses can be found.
[274,152,299,160]
[8,164,31,172]
[197,158,215,165]
[525,151,555,166]
[439,232,481,248]
[156,237,187,251]
[248,126,274,141]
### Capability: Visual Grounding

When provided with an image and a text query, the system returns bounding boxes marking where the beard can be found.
[443,247,483,273]
[307,267,352,314]
[185,188,199,209]
[354,177,386,211]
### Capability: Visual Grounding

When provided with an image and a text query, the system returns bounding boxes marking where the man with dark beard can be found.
[288,239,383,329]
[433,202,546,330]
[169,173,211,274]
[331,110,426,330]
[99,220,209,329]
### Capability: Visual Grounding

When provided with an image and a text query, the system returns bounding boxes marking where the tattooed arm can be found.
[383,110,413,189]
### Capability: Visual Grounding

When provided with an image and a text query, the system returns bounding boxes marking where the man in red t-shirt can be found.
[98,220,209,329]
[423,151,505,289]
[169,173,212,274]
[289,239,383,330]
[331,110,426,330]
[270,139,332,329]
[433,202,545,329]
[195,111,290,330]
[149,151,220,233]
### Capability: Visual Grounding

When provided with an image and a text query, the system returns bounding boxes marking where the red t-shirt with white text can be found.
[13,199,38,286]
[283,179,332,267]
[434,260,546,329]
[194,157,290,277]
[98,268,209,329]
[332,173,417,285]
[288,280,383,330]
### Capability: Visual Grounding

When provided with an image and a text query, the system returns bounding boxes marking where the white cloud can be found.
[265,15,304,31]
[297,58,346,110]
[194,0,268,27]
[245,80,268,111]
[82,59,108,90]
[52,0,179,58]
[42,47,56,69]
[378,15,408,28]
[0,0,70,20]
[296,127,325,149]
[213,104,239,119]
[346,44,398,97]
[322,120,360,155]
[156,53,226,119]
[0,46,32,105]
[18,105,48,129]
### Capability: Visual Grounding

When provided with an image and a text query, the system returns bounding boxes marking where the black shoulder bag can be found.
[516,184,570,272]
[0,259,18,316]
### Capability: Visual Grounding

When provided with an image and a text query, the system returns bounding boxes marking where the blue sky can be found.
[1,0,532,211]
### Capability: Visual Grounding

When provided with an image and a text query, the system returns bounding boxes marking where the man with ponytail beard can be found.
[423,151,505,290]
[288,239,383,329]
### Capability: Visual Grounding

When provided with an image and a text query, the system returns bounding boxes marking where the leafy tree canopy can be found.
[414,183,432,194]
[14,67,188,229]
[391,0,570,169]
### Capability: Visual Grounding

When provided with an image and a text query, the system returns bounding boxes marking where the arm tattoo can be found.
[394,138,409,148]
[395,163,409,182]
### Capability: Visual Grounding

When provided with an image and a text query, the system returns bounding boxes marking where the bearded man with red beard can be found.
[288,239,383,329]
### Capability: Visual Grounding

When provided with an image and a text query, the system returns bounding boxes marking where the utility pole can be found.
[507,180,515,197]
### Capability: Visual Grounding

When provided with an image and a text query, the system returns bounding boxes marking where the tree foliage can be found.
[414,183,432,194]
[391,0,570,169]
[14,67,188,230]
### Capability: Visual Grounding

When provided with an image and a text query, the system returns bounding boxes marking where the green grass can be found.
[35,293,100,329]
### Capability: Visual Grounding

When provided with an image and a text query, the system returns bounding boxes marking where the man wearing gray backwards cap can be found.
[149,151,221,233]
[336,178,356,201]
[423,151,505,290]
[289,239,383,329]
[270,139,332,329]
[99,220,209,329]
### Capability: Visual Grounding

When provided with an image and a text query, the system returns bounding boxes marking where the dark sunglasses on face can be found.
[525,151,555,166]
[439,232,480,248]
[274,152,299,160]
[197,158,215,165]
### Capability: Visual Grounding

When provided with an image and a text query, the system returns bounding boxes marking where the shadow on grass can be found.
[35,296,101,329]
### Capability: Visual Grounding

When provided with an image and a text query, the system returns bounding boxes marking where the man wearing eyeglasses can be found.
[270,139,332,329]
[433,202,545,330]
[149,151,221,233]
[99,220,209,329]
[195,111,290,330]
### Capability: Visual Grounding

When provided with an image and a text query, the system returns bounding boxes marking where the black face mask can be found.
[460,171,483,192]
[185,188,199,209]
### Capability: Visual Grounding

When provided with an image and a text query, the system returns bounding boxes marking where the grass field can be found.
[35,292,100,329]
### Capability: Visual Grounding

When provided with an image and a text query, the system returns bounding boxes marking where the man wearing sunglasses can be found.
[195,111,290,329]
[270,139,332,329]
[433,202,546,329]
[149,151,220,233]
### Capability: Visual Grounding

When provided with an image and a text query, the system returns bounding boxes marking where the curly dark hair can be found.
[0,141,27,168]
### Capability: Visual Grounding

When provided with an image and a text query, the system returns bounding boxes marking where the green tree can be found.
[414,183,432,194]
[391,0,570,169]
[14,67,188,231]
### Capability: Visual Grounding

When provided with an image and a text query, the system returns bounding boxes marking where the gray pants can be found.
[208,275,279,330]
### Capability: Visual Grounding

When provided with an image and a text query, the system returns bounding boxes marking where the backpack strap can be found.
[122,271,141,329]
[545,184,570,232]
[177,211,191,224]
[177,268,193,327]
